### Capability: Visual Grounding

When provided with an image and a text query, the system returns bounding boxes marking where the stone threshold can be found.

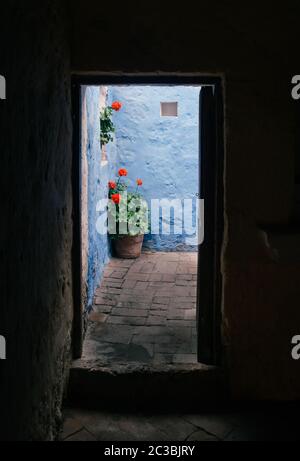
[67,359,227,412]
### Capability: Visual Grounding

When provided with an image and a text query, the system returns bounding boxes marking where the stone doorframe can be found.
[71,75,225,367]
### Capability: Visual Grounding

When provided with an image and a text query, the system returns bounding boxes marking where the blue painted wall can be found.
[84,86,117,308]
[110,85,200,251]
[83,85,200,309]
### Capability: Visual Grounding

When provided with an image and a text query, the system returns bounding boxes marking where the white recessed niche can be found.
[160,102,178,117]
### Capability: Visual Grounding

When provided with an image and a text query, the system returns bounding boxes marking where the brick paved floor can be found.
[62,407,300,441]
[83,252,198,365]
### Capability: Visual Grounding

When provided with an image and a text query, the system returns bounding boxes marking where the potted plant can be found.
[108,169,149,259]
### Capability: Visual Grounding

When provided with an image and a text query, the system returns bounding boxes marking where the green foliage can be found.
[108,182,149,239]
[100,107,116,147]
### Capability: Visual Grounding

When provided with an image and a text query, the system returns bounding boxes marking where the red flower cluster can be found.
[111,101,122,112]
[118,169,128,177]
[109,169,144,208]
[108,181,117,190]
[111,194,121,205]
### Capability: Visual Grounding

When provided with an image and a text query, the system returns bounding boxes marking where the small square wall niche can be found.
[160,102,178,117]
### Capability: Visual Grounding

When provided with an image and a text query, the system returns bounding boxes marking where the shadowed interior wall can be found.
[70,1,300,400]
[110,85,200,251]
[0,0,300,443]
[0,1,73,441]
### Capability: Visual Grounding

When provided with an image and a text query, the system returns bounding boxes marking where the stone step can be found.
[66,360,227,412]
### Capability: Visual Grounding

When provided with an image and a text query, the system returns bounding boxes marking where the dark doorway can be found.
[71,76,224,368]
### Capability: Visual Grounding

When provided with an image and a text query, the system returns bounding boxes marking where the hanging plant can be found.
[100,101,122,147]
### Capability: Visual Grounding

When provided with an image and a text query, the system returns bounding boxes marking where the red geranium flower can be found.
[136,179,143,186]
[118,168,128,177]
[108,181,117,190]
[111,101,122,112]
[111,194,121,205]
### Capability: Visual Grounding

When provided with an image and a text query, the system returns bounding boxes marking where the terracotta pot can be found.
[113,235,144,259]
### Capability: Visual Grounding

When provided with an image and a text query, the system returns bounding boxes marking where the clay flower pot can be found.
[113,235,144,259]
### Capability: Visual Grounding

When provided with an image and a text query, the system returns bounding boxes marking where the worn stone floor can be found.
[83,252,198,365]
[62,407,299,441]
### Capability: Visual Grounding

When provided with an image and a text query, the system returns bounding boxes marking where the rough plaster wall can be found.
[0,1,73,440]
[82,87,117,309]
[70,1,300,399]
[110,85,200,251]
[81,88,89,309]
